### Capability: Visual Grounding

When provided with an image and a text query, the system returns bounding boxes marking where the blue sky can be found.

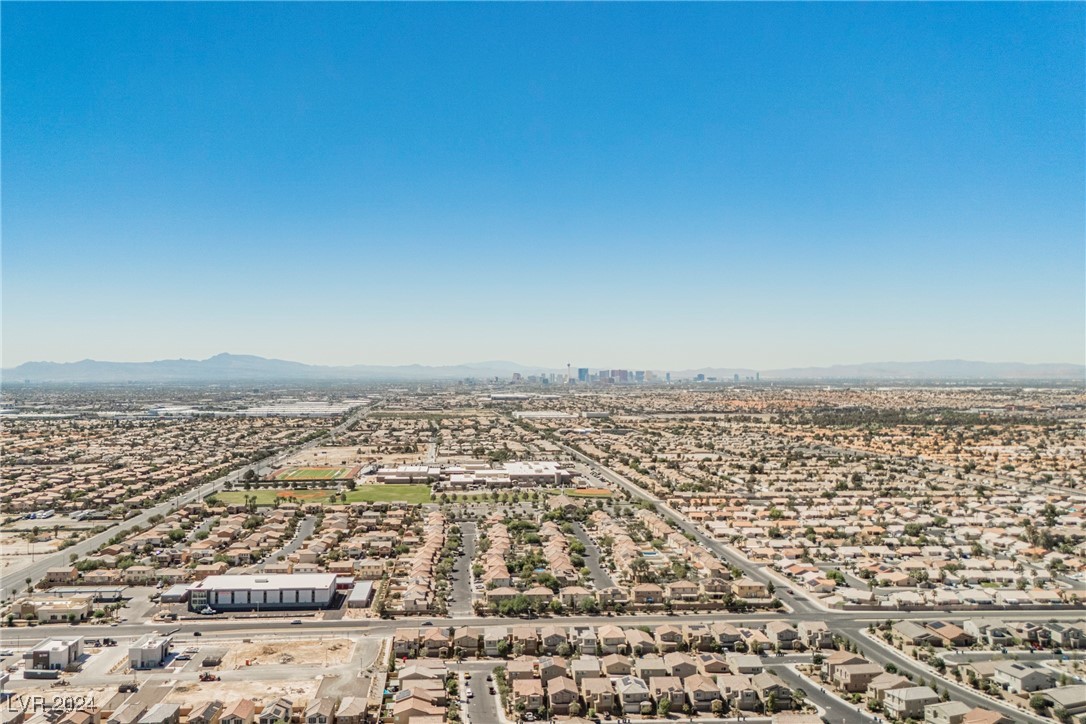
[3,3,1083,370]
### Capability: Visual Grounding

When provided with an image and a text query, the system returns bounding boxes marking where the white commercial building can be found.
[24,637,83,670]
[129,633,172,669]
[188,573,338,612]
[379,460,574,490]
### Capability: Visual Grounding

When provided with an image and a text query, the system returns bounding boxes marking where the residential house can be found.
[538,656,568,683]
[512,626,538,655]
[797,621,834,650]
[601,653,632,676]
[506,657,536,681]
[835,663,885,693]
[452,627,480,655]
[539,625,568,655]
[684,673,721,712]
[512,679,544,712]
[893,620,935,646]
[257,698,293,724]
[926,621,974,648]
[655,625,683,653]
[632,583,665,604]
[484,629,508,658]
[635,654,667,681]
[667,580,699,601]
[625,628,655,655]
[884,687,940,721]
[598,624,626,655]
[716,674,758,711]
[570,656,601,684]
[732,577,769,599]
[650,676,686,708]
[866,672,913,703]
[925,701,972,724]
[752,672,792,710]
[334,698,367,724]
[548,676,579,715]
[710,621,742,650]
[219,700,256,724]
[303,698,335,724]
[663,651,697,680]
[581,676,615,714]
[992,661,1053,694]
[696,653,730,676]
[821,651,867,680]
[727,653,763,675]
[765,621,799,650]
[615,676,651,714]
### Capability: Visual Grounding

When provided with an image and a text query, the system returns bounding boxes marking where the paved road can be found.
[448,521,477,616]
[3,613,1074,724]
[836,621,1050,724]
[556,441,1074,724]
[3,404,375,595]
[255,515,317,571]
[572,522,616,590]
[560,444,821,614]
[769,664,878,724]
[456,660,502,724]
[5,606,1076,648]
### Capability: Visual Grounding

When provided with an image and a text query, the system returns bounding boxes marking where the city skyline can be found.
[3,3,1084,369]
[4,351,1083,384]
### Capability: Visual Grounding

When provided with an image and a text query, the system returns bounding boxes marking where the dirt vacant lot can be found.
[221,638,354,668]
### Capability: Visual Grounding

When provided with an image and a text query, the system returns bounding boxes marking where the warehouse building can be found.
[188,573,338,612]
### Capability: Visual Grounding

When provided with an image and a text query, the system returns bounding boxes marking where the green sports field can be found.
[268,465,360,481]
[217,484,430,506]
[344,485,431,504]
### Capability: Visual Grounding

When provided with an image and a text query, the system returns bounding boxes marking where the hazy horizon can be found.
[5,351,1083,374]
[3,3,1083,370]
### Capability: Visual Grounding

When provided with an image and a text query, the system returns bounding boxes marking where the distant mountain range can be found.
[1,353,1082,383]
[689,360,1085,381]
[0,354,553,383]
